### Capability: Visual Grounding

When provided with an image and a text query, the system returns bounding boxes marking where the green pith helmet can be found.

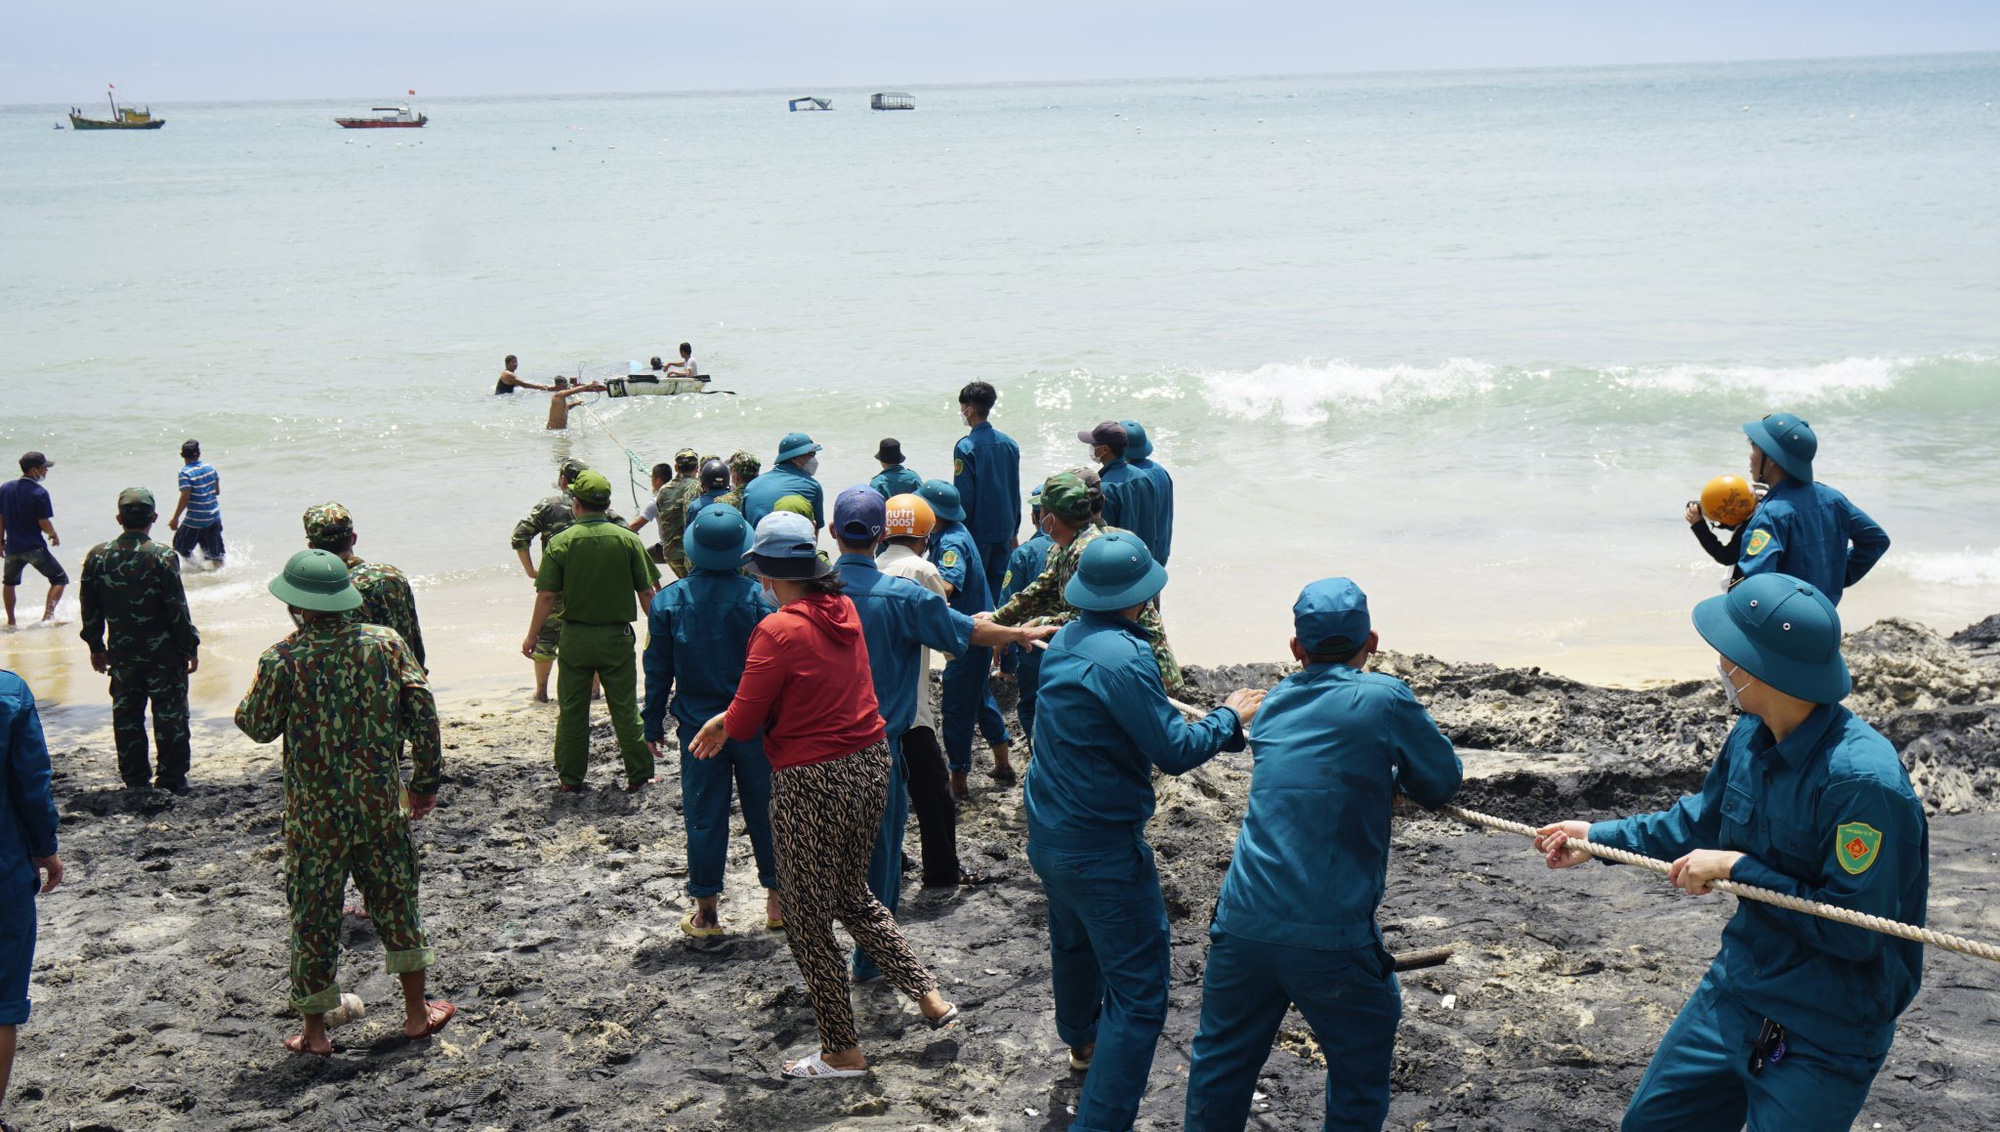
[269,549,362,612]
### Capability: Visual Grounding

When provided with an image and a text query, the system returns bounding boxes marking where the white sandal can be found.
[783,1051,867,1079]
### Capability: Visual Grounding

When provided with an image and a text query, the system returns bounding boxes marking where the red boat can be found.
[335,103,427,128]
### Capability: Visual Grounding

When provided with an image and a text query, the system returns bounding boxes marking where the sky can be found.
[5,0,1999,104]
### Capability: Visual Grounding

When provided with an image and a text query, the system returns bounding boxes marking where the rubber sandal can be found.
[783,1051,867,1079]
[680,909,724,939]
[323,993,366,1031]
[991,766,1018,785]
[925,1003,960,1031]
[282,1033,337,1057]
[765,915,785,931]
[955,867,995,887]
[408,1000,455,1039]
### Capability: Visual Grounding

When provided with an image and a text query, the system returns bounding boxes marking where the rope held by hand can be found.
[1438,804,2000,965]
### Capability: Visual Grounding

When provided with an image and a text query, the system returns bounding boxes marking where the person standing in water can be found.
[167,439,225,569]
[495,354,556,395]
[0,453,65,628]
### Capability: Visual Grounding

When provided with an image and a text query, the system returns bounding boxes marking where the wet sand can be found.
[7,615,1998,1130]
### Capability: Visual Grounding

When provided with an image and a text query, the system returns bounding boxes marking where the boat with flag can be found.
[336,93,428,128]
[69,86,164,130]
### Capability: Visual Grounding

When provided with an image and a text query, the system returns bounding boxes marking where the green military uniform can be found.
[303,502,426,670]
[511,466,622,662]
[79,489,200,790]
[655,449,705,578]
[719,450,761,513]
[538,471,661,788]
[992,477,1183,696]
[234,556,441,1016]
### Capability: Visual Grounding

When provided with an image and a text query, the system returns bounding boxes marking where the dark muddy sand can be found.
[10,615,1998,1130]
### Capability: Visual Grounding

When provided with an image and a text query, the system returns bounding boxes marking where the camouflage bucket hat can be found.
[557,456,590,482]
[675,447,701,469]
[728,450,762,478]
[302,501,355,547]
[1040,472,1093,523]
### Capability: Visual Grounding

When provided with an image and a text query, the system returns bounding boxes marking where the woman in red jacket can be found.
[691,511,958,1078]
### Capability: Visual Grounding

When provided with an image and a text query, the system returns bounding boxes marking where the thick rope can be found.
[1437,804,2000,965]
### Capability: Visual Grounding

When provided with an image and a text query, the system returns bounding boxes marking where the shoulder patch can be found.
[1744,529,1773,557]
[1836,821,1882,875]
[1002,569,1013,588]
[953,457,965,477]
[942,549,961,569]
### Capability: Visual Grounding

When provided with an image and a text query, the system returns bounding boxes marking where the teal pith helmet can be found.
[1064,531,1167,612]
[918,479,966,522]
[1121,420,1154,460]
[685,505,755,571]
[1742,412,1818,484]
[1693,573,1849,703]
[269,549,362,613]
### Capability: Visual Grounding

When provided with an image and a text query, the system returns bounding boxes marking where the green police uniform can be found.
[511,479,622,662]
[235,611,441,1015]
[537,476,661,788]
[655,454,705,578]
[993,520,1184,696]
[303,502,426,670]
[79,490,200,790]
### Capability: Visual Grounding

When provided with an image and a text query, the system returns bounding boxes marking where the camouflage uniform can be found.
[992,521,1184,695]
[719,450,761,513]
[303,503,426,670]
[511,489,622,662]
[79,528,199,789]
[234,620,441,1015]
[655,454,705,578]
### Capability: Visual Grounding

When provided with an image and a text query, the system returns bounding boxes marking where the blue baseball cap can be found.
[745,511,832,580]
[918,479,966,522]
[776,431,823,464]
[1742,412,1817,484]
[834,485,886,542]
[1121,420,1153,460]
[1694,573,1849,703]
[1293,578,1371,656]
[1064,532,1167,612]
[684,505,754,572]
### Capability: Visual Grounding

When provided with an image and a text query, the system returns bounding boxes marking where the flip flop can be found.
[407,1000,455,1040]
[680,909,725,939]
[783,1051,867,1079]
[925,1003,961,1031]
[765,915,785,931]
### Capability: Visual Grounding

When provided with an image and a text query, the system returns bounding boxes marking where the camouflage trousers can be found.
[109,661,190,789]
[285,821,434,1014]
[530,593,566,662]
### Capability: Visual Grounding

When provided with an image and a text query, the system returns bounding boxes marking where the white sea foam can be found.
[1197,358,1501,425]
[1897,548,2000,588]
[1612,357,1904,400]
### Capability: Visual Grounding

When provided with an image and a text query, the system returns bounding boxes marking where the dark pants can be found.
[1029,832,1172,1132]
[976,540,1011,607]
[1,548,66,587]
[675,720,777,897]
[1184,931,1402,1132]
[941,646,1009,773]
[901,726,960,887]
[1015,648,1043,745]
[0,870,36,1025]
[171,522,225,563]
[109,661,191,789]
[1620,971,1888,1132]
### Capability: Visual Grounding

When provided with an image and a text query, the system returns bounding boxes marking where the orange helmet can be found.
[1700,475,1758,528]
[884,493,936,539]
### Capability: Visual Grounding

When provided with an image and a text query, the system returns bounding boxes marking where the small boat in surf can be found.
[336,97,427,128]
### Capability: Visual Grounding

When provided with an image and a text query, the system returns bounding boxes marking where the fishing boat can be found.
[788,96,832,112]
[604,374,711,399]
[69,87,164,130]
[870,91,915,111]
[335,102,427,128]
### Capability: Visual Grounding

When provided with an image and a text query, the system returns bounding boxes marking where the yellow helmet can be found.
[1700,475,1758,527]
[884,493,936,539]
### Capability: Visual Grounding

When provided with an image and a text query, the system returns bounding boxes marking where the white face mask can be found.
[1716,662,1751,713]
[800,455,820,477]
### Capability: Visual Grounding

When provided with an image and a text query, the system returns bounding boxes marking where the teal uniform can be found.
[1098,458,1169,566]
[953,420,1022,598]
[929,521,1008,771]
[742,463,823,529]
[1184,662,1461,1131]
[870,465,924,499]
[1589,702,1926,1130]
[1734,479,1889,605]
[1026,611,1246,1132]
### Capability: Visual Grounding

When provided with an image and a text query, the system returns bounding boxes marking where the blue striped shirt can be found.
[177,462,221,527]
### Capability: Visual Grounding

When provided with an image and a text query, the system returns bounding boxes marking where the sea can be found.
[3,53,1998,734]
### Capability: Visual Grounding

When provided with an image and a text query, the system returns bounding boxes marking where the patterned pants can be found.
[285,821,434,1014]
[770,742,938,1052]
[108,662,190,789]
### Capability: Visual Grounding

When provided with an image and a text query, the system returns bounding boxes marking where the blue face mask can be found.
[1716,662,1751,713]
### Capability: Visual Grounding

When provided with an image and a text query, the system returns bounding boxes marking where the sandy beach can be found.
[3,612,1994,1130]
